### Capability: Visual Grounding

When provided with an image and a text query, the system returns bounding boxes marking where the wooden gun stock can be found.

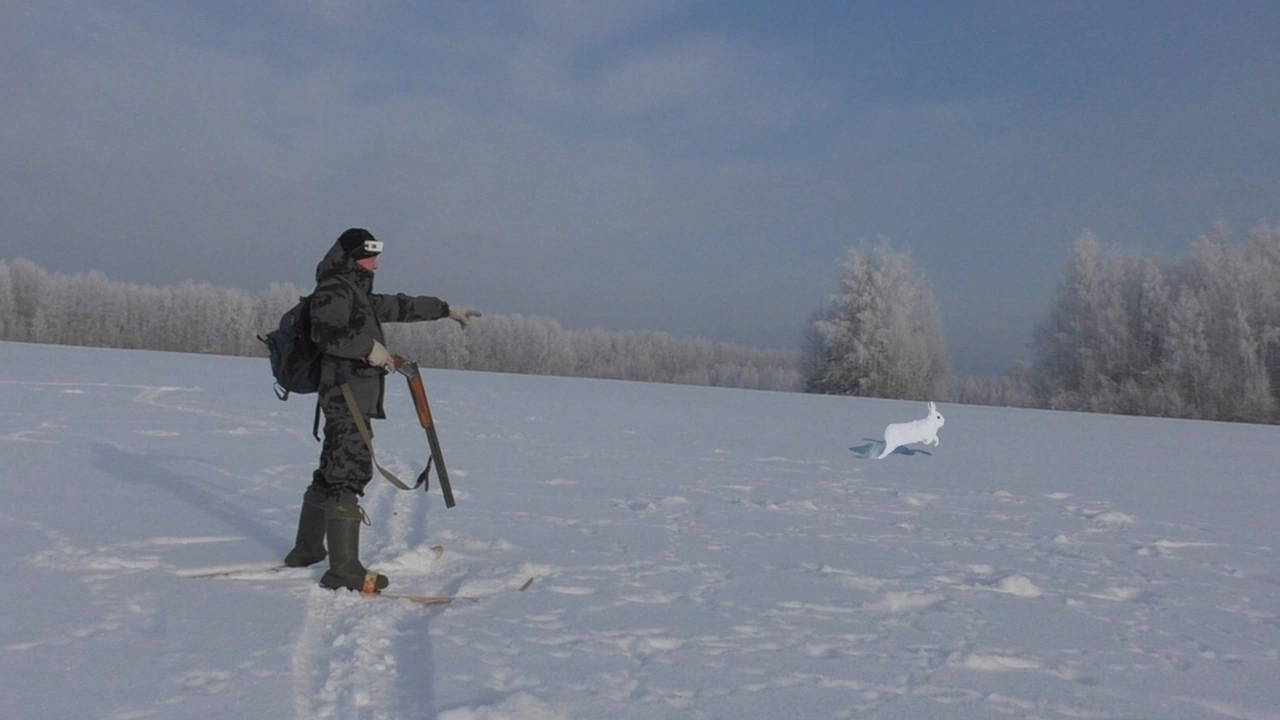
[408,375,433,428]
[393,356,456,508]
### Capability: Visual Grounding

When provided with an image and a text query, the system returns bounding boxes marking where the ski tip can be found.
[363,591,454,605]
[177,564,289,579]
[391,594,453,606]
[518,576,535,591]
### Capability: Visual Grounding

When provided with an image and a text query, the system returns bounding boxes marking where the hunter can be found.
[284,228,480,591]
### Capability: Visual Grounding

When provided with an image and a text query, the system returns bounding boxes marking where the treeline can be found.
[383,315,801,390]
[7,220,1278,423]
[803,224,1280,424]
[1030,226,1280,422]
[0,258,802,392]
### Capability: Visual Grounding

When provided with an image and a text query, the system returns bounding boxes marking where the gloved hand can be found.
[448,305,482,328]
[366,339,396,373]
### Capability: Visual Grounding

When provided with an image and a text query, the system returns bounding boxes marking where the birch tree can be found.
[805,239,950,399]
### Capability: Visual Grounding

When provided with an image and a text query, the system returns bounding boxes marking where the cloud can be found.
[520,0,692,47]
[596,36,739,120]
[3,1,1277,372]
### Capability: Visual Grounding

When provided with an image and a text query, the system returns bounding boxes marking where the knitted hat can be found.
[337,228,383,258]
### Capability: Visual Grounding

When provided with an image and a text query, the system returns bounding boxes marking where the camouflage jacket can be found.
[310,238,449,418]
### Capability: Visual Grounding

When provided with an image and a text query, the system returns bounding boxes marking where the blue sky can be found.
[3,1,1277,375]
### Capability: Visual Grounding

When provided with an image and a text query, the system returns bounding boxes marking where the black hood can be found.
[315,235,374,292]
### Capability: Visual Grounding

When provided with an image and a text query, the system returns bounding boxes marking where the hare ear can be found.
[928,401,936,411]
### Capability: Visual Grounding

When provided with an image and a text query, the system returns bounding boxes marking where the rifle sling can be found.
[338,382,422,491]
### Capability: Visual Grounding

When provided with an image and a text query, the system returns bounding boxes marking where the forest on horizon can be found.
[3,222,1278,424]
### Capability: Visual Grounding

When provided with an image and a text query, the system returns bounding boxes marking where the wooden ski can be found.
[364,577,535,605]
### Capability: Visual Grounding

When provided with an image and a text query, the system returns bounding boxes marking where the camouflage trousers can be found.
[308,387,374,501]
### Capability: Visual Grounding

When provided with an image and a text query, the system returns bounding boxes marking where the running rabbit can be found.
[877,401,944,459]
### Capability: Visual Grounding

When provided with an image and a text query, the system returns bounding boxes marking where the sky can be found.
[4,341,1279,718]
[2,1,1277,375]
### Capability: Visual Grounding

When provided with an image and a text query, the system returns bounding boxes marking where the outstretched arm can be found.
[370,293,449,323]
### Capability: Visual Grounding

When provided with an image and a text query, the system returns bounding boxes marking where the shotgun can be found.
[394,357,456,508]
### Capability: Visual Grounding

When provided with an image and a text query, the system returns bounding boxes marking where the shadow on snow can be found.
[849,439,934,460]
[91,442,286,556]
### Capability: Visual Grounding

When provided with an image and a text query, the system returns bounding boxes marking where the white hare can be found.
[877,401,944,459]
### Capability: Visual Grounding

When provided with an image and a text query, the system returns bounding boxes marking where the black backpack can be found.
[258,294,321,401]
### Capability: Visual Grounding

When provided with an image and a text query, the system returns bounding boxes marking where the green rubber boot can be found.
[319,499,389,592]
[283,488,327,568]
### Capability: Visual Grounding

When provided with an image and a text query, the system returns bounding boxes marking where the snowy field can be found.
[1,340,1277,720]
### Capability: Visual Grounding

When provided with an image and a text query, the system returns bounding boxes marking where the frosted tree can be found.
[1131,258,1182,415]
[1162,291,1212,417]
[1031,232,1168,413]
[254,282,308,343]
[1244,223,1280,410]
[949,362,1037,408]
[0,260,11,338]
[65,271,115,347]
[507,316,575,376]
[571,329,617,378]
[1034,233,1114,409]
[1032,226,1278,422]
[7,258,49,341]
[805,239,950,399]
[1174,227,1275,421]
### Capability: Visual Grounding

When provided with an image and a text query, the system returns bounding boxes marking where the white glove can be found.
[448,305,482,328]
[366,339,396,373]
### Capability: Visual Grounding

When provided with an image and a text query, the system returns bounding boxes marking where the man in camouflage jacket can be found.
[285,228,480,592]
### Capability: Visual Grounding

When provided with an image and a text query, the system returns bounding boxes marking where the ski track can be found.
[126,380,467,720]
[4,378,486,719]
[4,369,1279,719]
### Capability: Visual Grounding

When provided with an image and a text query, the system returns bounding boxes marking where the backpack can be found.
[258,294,321,401]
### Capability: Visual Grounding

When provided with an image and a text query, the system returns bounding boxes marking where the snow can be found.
[2,339,1278,720]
